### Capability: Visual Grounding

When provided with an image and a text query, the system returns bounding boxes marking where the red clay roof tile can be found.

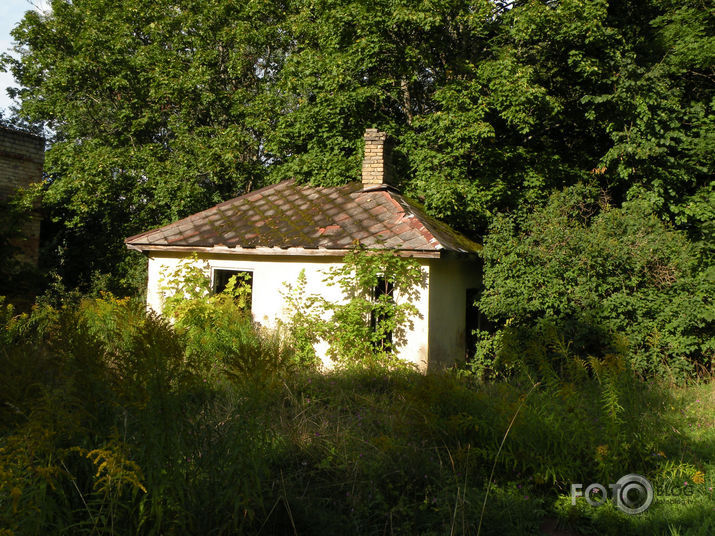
[125,180,480,255]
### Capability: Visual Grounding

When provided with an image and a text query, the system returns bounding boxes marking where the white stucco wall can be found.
[145,252,432,370]
[425,256,482,371]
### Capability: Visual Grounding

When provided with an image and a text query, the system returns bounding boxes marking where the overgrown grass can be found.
[0,296,712,535]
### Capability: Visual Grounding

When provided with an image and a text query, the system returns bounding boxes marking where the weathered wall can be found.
[0,126,44,264]
[426,256,482,371]
[146,252,432,370]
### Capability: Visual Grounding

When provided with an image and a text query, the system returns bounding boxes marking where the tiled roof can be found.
[125,180,480,256]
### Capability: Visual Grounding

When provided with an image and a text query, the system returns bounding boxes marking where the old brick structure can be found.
[0,125,44,264]
[361,128,395,187]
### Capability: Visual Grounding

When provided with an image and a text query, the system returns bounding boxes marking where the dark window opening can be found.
[212,269,253,311]
[465,287,493,360]
[370,276,394,350]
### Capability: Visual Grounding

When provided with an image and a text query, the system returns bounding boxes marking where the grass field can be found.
[1,296,712,535]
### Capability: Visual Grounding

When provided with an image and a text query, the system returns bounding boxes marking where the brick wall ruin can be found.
[0,126,44,265]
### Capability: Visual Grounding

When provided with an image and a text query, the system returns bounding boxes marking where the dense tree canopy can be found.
[3,0,712,291]
[4,0,291,289]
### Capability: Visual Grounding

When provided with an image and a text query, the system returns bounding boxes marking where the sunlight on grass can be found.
[0,295,712,535]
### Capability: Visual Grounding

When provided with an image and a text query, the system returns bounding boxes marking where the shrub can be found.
[160,255,294,380]
[319,244,426,367]
[0,294,712,535]
[475,183,713,381]
[158,246,426,371]
[280,268,323,367]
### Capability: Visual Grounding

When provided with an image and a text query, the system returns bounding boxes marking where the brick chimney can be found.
[362,128,394,188]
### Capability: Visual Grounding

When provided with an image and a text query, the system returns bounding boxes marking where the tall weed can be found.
[0,294,711,535]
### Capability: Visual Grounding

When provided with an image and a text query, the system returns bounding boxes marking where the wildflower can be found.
[596,445,609,459]
[10,487,21,513]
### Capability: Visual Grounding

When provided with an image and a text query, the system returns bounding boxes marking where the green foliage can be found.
[475,183,713,381]
[3,0,289,292]
[0,188,43,302]
[279,268,322,367]
[160,254,292,380]
[3,0,711,293]
[0,295,713,534]
[160,254,251,317]
[319,245,425,367]
[0,293,289,534]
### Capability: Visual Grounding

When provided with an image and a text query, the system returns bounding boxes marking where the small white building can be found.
[126,129,482,371]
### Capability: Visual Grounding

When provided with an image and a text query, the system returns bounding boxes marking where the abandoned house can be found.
[125,129,481,371]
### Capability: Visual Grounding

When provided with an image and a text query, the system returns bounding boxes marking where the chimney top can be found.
[361,128,394,189]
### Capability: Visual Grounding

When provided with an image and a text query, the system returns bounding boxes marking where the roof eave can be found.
[124,243,448,259]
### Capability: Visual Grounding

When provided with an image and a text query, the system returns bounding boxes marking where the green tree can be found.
[3,0,288,291]
[476,183,713,380]
[3,0,711,294]
[256,0,712,247]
